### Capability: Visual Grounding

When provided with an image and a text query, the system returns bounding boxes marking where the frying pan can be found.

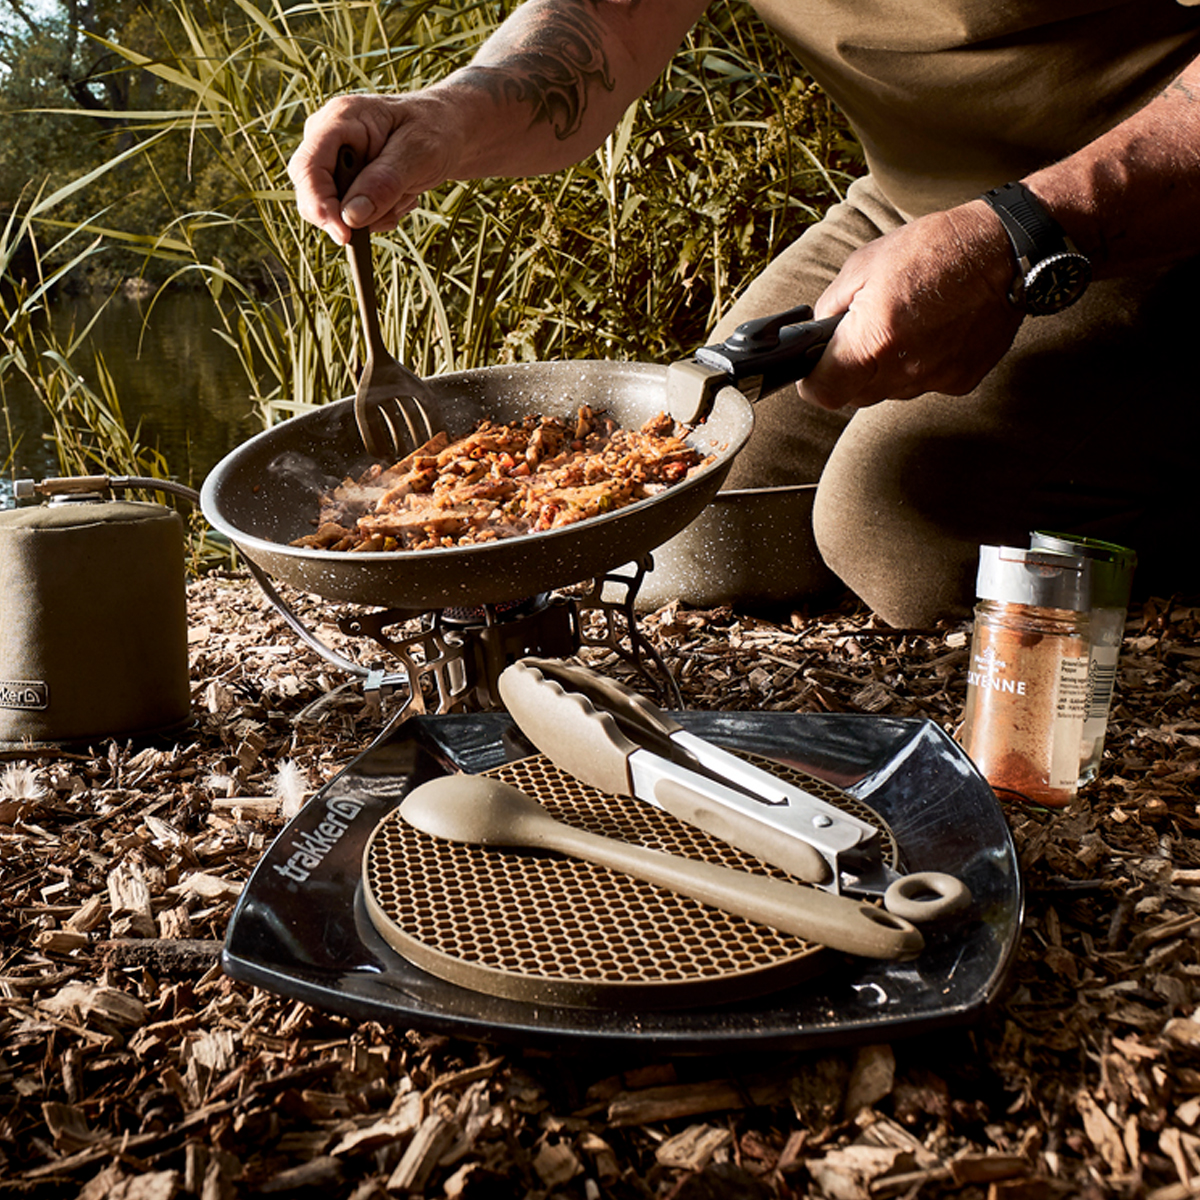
[199,307,840,611]
[199,360,752,611]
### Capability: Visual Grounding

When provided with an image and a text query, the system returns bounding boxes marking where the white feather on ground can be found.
[0,765,46,802]
[273,760,310,821]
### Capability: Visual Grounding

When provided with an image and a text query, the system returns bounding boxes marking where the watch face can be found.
[1023,253,1092,315]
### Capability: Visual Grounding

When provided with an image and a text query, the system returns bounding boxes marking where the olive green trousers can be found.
[714,176,1199,627]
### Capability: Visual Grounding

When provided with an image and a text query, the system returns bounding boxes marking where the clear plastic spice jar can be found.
[1030,531,1137,784]
[959,546,1091,808]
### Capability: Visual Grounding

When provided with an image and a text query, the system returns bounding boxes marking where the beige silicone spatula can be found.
[400,775,925,961]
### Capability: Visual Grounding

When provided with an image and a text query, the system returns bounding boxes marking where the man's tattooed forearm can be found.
[460,2,617,139]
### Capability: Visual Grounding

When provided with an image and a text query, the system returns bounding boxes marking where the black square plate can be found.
[222,712,1021,1052]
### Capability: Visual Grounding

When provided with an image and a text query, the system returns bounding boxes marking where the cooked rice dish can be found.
[292,405,712,552]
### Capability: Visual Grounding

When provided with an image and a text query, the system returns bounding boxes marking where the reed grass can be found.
[3,0,856,574]
[66,0,856,425]
[1,193,172,486]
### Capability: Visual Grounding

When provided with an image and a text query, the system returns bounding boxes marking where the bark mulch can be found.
[2,573,1199,1200]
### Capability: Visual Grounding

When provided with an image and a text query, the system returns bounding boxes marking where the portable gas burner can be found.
[244,553,677,734]
[223,710,1022,1052]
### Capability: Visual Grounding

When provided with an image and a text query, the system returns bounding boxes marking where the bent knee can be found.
[812,425,977,628]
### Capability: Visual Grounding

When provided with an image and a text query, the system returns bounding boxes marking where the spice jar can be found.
[959,545,1091,807]
[1030,532,1137,784]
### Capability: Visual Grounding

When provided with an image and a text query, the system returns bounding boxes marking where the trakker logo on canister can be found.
[0,681,49,711]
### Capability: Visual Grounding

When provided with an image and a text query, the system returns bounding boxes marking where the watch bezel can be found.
[1022,252,1092,316]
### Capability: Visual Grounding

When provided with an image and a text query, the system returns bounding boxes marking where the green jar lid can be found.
[1030,531,1137,609]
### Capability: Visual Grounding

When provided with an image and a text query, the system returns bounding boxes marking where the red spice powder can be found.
[960,601,1088,808]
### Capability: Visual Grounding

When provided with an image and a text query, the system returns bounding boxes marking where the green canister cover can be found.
[1030,531,1137,610]
[975,544,1091,612]
[0,499,191,747]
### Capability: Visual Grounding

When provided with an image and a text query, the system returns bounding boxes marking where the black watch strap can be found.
[981,181,1062,261]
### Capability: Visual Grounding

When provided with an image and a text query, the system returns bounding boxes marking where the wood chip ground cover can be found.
[2,574,1199,1199]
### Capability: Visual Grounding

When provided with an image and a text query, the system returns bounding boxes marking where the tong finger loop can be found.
[883,872,972,923]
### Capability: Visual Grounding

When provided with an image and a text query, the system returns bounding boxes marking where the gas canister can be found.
[0,486,191,747]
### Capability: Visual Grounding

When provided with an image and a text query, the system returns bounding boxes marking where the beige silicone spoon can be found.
[399,775,925,962]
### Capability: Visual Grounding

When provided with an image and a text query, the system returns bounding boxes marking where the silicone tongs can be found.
[497,658,971,924]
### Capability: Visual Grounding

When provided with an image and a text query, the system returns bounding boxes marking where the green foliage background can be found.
[2,0,860,471]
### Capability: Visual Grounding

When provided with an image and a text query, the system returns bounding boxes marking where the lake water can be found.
[1,291,265,498]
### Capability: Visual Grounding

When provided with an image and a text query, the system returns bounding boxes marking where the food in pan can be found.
[292,405,713,552]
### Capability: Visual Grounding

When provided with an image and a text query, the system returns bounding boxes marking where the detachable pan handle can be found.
[666,307,844,424]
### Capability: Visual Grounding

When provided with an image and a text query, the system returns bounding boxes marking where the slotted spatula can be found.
[332,146,436,459]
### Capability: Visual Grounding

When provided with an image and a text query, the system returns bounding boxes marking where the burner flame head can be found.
[439,594,548,628]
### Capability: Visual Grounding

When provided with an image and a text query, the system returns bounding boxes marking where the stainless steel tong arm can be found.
[668,726,876,846]
[626,750,859,884]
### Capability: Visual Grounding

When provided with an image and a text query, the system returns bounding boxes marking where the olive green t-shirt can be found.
[749,0,1200,216]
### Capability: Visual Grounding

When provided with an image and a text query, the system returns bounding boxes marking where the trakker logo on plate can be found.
[272,795,367,883]
[0,680,49,711]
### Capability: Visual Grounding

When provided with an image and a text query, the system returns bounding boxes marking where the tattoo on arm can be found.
[1165,77,1196,103]
[460,2,621,140]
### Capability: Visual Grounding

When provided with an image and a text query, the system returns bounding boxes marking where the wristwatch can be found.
[979,181,1091,315]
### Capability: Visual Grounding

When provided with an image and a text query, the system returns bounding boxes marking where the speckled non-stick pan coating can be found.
[200,360,752,611]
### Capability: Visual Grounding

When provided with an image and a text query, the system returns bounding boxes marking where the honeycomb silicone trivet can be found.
[363,752,897,1009]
